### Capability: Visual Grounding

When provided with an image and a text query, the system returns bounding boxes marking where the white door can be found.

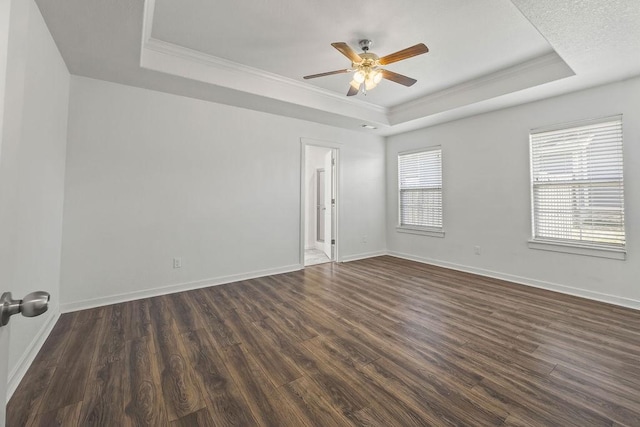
[0,0,13,423]
[322,150,336,260]
[316,169,325,243]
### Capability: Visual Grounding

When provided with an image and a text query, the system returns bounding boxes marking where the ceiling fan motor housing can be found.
[355,41,379,69]
[357,52,379,66]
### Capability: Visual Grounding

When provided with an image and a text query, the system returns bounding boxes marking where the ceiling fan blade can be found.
[381,69,417,86]
[303,69,351,79]
[331,42,363,63]
[347,85,359,96]
[378,43,429,65]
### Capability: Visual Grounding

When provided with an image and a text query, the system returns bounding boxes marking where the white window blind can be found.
[398,148,442,229]
[530,117,625,249]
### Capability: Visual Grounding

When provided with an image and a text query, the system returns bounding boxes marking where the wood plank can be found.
[94,303,126,367]
[6,362,56,427]
[123,299,151,341]
[77,304,127,424]
[169,408,216,427]
[123,338,168,426]
[277,376,354,426]
[38,317,103,413]
[181,329,258,426]
[295,340,370,419]
[30,313,74,367]
[220,344,283,426]
[167,292,206,334]
[148,296,206,421]
[194,288,241,347]
[222,307,303,387]
[27,401,82,427]
[78,358,125,425]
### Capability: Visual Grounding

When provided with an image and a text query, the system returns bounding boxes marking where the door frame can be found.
[299,138,341,266]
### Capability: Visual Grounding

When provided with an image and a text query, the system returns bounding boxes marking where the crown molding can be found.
[388,51,574,125]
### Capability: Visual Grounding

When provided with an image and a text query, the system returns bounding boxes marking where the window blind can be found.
[398,148,442,229]
[530,117,625,248]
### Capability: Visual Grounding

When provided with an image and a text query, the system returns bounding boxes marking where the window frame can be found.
[396,146,445,238]
[528,115,626,260]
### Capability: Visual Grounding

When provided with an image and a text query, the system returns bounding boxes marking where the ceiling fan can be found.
[303,39,429,96]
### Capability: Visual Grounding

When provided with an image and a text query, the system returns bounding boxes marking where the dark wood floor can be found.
[8,256,640,426]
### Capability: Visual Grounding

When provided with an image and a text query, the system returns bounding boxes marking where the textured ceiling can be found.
[512,0,640,80]
[34,0,640,135]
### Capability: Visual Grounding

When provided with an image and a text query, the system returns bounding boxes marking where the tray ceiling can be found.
[34,0,640,135]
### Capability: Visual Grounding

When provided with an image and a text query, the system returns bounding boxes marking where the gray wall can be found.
[386,76,640,307]
[60,76,386,310]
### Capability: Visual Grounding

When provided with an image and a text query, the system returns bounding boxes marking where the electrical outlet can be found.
[362,235,368,243]
[173,257,182,269]
[474,246,481,255]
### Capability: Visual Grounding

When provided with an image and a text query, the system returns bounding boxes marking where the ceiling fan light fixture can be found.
[353,70,366,83]
[364,77,378,91]
[373,70,383,84]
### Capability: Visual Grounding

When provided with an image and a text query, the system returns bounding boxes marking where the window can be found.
[398,147,443,236]
[529,116,625,259]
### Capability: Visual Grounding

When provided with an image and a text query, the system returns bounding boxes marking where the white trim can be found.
[388,51,574,125]
[387,251,640,310]
[299,137,343,149]
[397,145,442,156]
[140,0,156,52]
[340,251,388,263]
[6,311,60,402]
[531,114,623,135]
[396,226,445,238]
[528,240,626,260]
[299,139,340,267]
[60,264,303,313]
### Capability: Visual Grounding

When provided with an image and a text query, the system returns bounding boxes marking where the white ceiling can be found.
[34,0,640,135]
[150,0,551,107]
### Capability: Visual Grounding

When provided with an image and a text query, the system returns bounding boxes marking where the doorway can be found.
[302,144,337,266]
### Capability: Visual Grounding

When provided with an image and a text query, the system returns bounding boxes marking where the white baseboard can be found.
[340,250,388,263]
[60,263,304,313]
[7,310,60,402]
[387,251,640,310]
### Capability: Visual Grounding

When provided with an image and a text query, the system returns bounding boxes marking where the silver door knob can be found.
[0,291,50,327]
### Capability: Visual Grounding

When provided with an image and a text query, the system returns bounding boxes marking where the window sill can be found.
[396,226,445,238]
[528,240,626,260]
